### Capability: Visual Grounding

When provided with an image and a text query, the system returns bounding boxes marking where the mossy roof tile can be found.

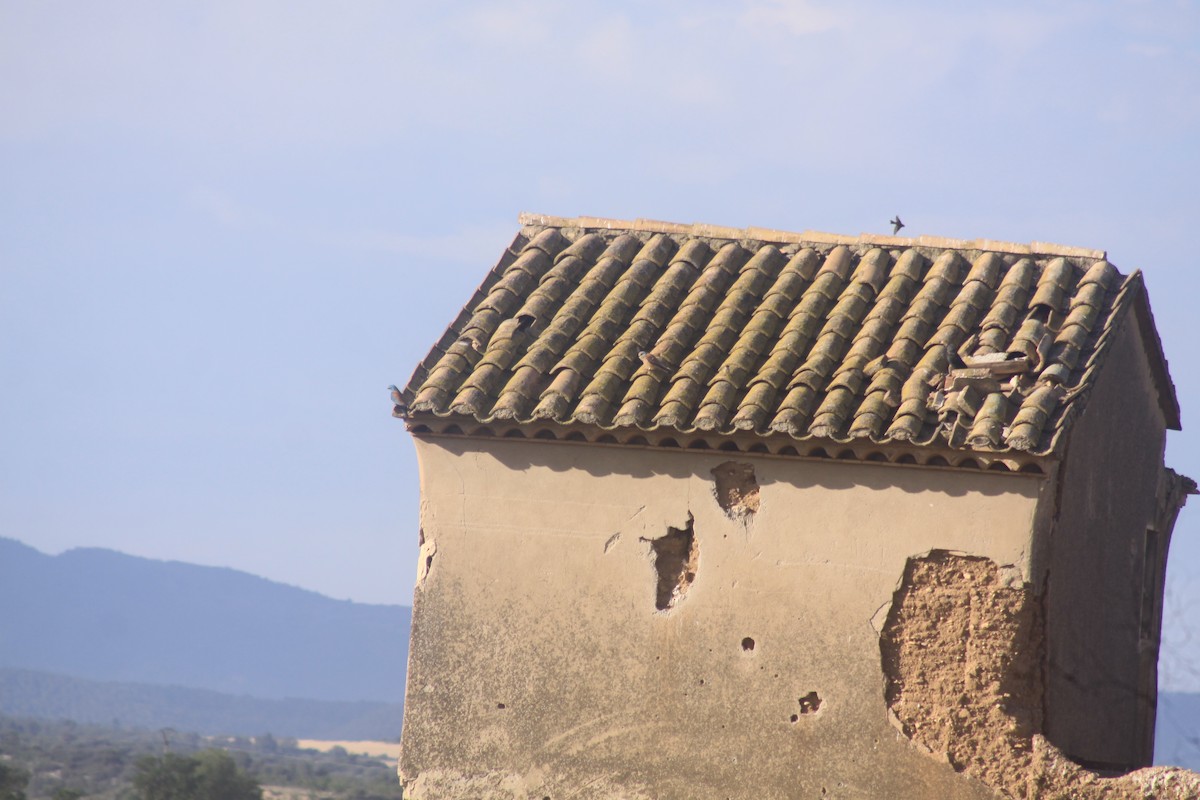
[399,214,1181,455]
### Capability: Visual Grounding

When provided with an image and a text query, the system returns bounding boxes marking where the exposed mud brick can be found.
[711,462,760,519]
[880,551,1200,799]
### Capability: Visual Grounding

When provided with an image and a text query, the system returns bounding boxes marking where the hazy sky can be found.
[3,2,1200,689]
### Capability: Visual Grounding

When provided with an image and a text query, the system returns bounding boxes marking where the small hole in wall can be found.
[790,714,799,723]
[712,462,760,519]
[741,637,755,652]
[798,691,822,714]
[496,703,506,709]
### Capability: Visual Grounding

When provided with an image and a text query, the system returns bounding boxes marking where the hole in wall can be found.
[798,691,822,714]
[416,528,436,587]
[642,514,698,611]
[742,637,756,652]
[712,462,760,519]
[496,702,506,709]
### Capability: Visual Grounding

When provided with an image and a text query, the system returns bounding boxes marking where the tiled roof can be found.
[400,214,1180,457]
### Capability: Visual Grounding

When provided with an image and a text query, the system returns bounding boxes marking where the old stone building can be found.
[393,214,1197,799]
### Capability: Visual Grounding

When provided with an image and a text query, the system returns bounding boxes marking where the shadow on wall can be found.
[422,433,1028,500]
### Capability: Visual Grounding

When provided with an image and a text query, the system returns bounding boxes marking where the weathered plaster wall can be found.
[400,435,1045,799]
[1043,317,1170,769]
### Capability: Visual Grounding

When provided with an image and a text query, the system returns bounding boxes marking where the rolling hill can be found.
[0,537,410,703]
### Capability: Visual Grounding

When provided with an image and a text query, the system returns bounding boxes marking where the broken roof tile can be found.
[400,214,1180,456]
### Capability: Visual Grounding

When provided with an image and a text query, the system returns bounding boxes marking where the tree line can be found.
[0,714,402,799]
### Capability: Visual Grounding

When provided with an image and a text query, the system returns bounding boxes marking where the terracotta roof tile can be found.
[401,215,1181,456]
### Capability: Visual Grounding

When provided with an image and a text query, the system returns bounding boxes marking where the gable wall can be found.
[1042,314,1169,769]
[399,435,1044,799]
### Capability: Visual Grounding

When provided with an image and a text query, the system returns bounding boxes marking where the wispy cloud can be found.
[737,0,845,36]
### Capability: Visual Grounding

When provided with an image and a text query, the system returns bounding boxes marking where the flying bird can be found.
[890,216,905,234]
[638,350,669,372]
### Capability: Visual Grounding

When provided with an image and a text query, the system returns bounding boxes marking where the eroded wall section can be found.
[880,551,1200,799]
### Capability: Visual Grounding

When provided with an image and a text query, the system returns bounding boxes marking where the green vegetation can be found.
[131,751,260,800]
[0,715,402,800]
[1,761,31,800]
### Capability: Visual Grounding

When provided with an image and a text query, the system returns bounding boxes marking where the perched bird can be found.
[946,348,967,370]
[388,385,408,418]
[456,334,485,353]
[638,350,669,372]
[890,215,905,234]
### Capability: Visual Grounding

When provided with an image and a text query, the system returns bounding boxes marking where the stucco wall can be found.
[400,436,1045,799]
[1042,315,1170,769]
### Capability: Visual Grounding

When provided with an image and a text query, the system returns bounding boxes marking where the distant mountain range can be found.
[0,537,409,703]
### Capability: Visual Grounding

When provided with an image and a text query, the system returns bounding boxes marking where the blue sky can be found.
[3,1,1200,689]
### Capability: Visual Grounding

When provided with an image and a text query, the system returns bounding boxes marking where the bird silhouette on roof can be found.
[890,216,905,234]
[388,385,408,418]
[638,350,669,373]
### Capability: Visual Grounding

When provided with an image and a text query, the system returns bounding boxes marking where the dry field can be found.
[296,738,401,762]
